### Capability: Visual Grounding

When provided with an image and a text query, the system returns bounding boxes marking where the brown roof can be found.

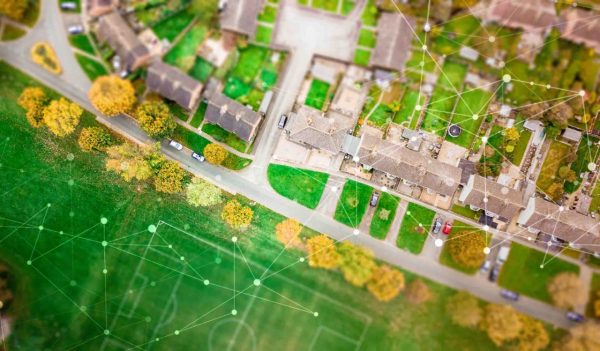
[486,0,557,33]
[357,132,461,196]
[97,11,150,71]
[287,105,355,154]
[460,174,525,220]
[204,93,261,142]
[220,0,261,37]
[558,8,600,53]
[370,12,415,72]
[87,0,117,17]
[146,61,203,110]
[518,197,600,253]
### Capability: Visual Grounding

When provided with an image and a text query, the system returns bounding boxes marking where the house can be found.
[458,174,526,221]
[517,197,600,253]
[220,0,261,37]
[370,12,416,72]
[204,93,262,142]
[357,132,462,197]
[96,11,151,71]
[146,61,203,111]
[86,0,117,17]
[559,8,600,53]
[562,127,582,143]
[484,0,557,33]
[286,105,355,155]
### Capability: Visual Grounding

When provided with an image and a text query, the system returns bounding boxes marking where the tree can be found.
[42,98,83,137]
[0,0,27,20]
[553,321,600,351]
[546,182,565,200]
[190,0,218,24]
[18,87,49,128]
[274,218,303,248]
[221,200,253,230]
[593,291,600,318]
[445,291,482,328]
[505,127,520,142]
[548,272,586,309]
[517,315,549,351]
[446,230,486,269]
[136,101,176,139]
[186,177,222,207]
[204,143,228,165]
[367,265,405,302]
[88,76,136,116]
[546,103,573,130]
[337,242,375,287]
[404,279,431,305]
[305,235,340,270]
[154,160,185,194]
[78,127,113,152]
[558,166,577,182]
[480,304,523,346]
[105,143,153,182]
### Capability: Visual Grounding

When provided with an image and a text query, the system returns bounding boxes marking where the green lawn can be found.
[512,129,532,166]
[68,34,95,55]
[312,0,339,12]
[201,123,249,153]
[421,88,456,135]
[168,101,189,121]
[450,204,480,221]
[394,90,424,126]
[258,4,278,23]
[1,25,26,41]
[75,54,108,81]
[152,10,196,42]
[498,243,580,303]
[255,25,273,45]
[189,56,214,82]
[565,136,600,193]
[369,193,399,239]
[358,28,376,48]
[586,273,600,317]
[396,203,436,254]
[591,181,600,213]
[164,24,207,71]
[305,79,331,110]
[189,101,207,128]
[536,141,571,195]
[334,180,374,228]
[361,0,378,26]
[267,164,329,209]
[439,222,486,275]
[445,89,492,148]
[353,48,371,67]
[230,45,269,84]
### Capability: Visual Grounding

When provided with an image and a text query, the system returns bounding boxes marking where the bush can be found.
[78,127,113,152]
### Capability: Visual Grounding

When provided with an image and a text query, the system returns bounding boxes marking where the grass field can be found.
[394,90,424,126]
[189,56,214,83]
[0,61,557,350]
[334,180,374,228]
[353,48,371,67]
[421,88,456,135]
[358,28,376,48]
[445,89,492,148]
[75,54,108,81]
[450,204,480,221]
[267,164,329,209]
[498,243,580,303]
[255,25,273,45]
[68,34,95,55]
[369,193,399,239]
[201,123,248,153]
[396,203,436,254]
[305,79,331,110]
[152,11,196,42]
[164,24,207,71]
[1,25,26,41]
[536,141,571,195]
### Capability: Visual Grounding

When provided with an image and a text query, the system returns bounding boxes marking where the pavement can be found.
[0,0,589,330]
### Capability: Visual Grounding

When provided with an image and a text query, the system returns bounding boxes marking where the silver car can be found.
[169,140,183,151]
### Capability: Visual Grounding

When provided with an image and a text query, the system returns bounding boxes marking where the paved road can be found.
[0,0,579,329]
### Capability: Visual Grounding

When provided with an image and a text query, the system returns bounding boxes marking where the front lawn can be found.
[201,123,248,153]
[450,204,480,220]
[255,25,273,45]
[498,243,580,303]
[353,48,371,67]
[394,90,424,126]
[358,28,376,48]
[189,56,214,82]
[369,193,399,239]
[68,34,95,55]
[75,54,108,81]
[305,79,331,110]
[334,180,374,228]
[1,25,26,41]
[445,88,492,148]
[421,88,456,135]
[152,10,196,42]
[164,23,207,71]
[267,164,329,209]
[396,203,436,254]
[536,141,571,195]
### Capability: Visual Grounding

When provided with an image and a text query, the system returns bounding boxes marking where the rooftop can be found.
[370,12,415,72]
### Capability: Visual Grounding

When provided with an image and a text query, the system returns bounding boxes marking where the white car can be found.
[60,2,77,10]
[67,25,84,35]
[169,140,183,151]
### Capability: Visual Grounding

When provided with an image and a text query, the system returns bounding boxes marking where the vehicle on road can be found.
[432,218,443,234]
[60,2,77,10]
[169,140,183,151]
[500,289,519,301]
[369,192,380,207]
[442,221,453,235]
[496,246,511,264]
[67,25,84,35]
[566,311,584,323]
[277,114,288,129]
[480,260,491,273]
[489,266,500,282]
[191,152,205,162]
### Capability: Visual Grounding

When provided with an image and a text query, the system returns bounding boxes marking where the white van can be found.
[496,246,510,264]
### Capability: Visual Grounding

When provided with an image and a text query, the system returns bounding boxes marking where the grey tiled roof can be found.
[147,61,203,110]
[558,8,600,53]
[220,0,261,37]
[204,93,261,142]
[370,12,415,72]
[97,11,150,71]
[461,174,525,220]
[486,0,557,33]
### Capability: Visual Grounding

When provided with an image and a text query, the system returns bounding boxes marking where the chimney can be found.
[220,104,228,116]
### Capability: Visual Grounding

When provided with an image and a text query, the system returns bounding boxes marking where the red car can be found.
[442,222,453,235]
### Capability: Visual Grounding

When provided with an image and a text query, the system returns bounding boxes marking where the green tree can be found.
[42,98,83,137]
[186,177,223,207]
[136,101,176,139]
[337,242,376,287]
[78,127,113,152]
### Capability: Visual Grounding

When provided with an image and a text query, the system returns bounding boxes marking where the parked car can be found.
[169,140,183,151]
[500,289,519,301]
[60,2,77,10]
[442,221,453,235]
[566,311,584,323]
[488,266,500,282]
[277,114,288,129]
[432,218,443,234]
[480,260,492,273]
[191,152,205,162]
[369,192,380,207]
[67,25,84,35]
[496,246,511,265]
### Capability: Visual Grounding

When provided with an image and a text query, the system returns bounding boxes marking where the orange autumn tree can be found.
[221,200,253,230]
[275,218,302,248]
[367,265,405,302]
[305,235,340,269]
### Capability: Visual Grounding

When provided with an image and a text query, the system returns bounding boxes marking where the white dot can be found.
[530,81,534,85]
[481,136,488,144]
[168,244,173,249]
[26,260,32,265]
[331,186,338,192]
[415,104,422,111]
[558,206,564,212]
[100,217,108,224]
[352,156,360,162]
[502,74,511,83]
[180,256,185,261]
[422,44,427,50]
[488,36,496,42]
[540,264,544,269]
[299,257,305,262]
[483,247,490,254]
[579,90,586,97]
[104,329,110,335]
[203,279,210,285]
[38,225,43,231]
[498,61,505,68]
[472,114,479,120]
[381,186,387,192]
[588,163,596,171]
[148,225,157,233]
[434,239,443,247]
[406,211,411,215]
[231,309,237,316]
[101,241,108,247]
[313,312,319,317]
[483,225,489,231]
[424,23,431,32]
[174,330,180,335]
[418,223,423,227]
[102,268,107,274]
[483,197,488,203]
[253,279,261,286]
[527,236,533,241]
[546,84,551,89]
[232,236,238,243]
[353,229,360,235]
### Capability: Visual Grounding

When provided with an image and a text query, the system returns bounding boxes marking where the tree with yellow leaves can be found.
[404,279,432,305]
[516,315,549,351]
[78,127,113,152]
[548,272,586,310]
[221,200,254,230]
[275,218,303,248]
[17,87,49,128]
[447,230,486,269]
[305,235,340,270]
[204,143,228,165]
[135,101,176,139]
[445,291,482,328]
[42,98,83,137]
[366,265,405,302]
[337,242,375,287]
[480,304,523,347]
[553,321,600,351]
[88,76,136,116]
[0,0,27,20]
[105,143,153,182]
[154,160,186,194]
